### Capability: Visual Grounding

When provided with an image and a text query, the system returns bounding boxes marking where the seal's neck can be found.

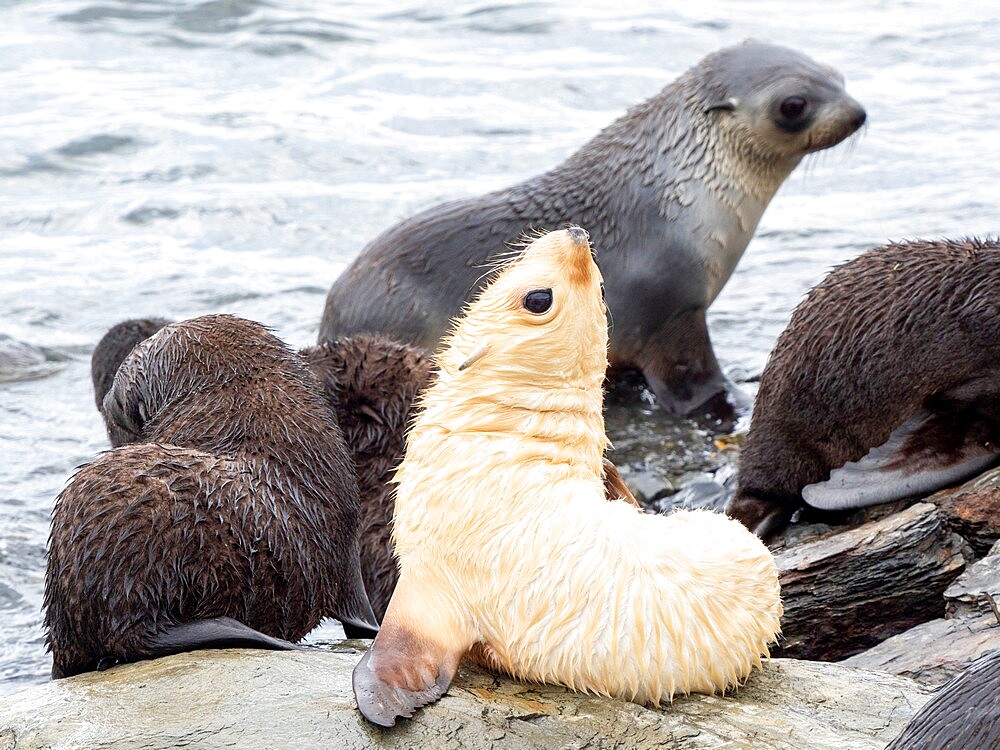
[393,362,609,530]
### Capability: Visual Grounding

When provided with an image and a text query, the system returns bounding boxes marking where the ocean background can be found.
[1,0,998,693]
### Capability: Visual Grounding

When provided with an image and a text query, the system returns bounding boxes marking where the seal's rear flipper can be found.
[335,552,380,639]
[147,617,302,657]
[803,409,1000,511]
[352,573,473,726]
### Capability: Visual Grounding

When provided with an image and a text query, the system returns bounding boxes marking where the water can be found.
[1,0,998,695]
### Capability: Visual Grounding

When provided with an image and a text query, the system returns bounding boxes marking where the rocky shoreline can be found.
[0,648,929,750]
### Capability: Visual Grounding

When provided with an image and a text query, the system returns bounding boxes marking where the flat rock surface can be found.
[841,611,1000,688]
[0,648,929,750]
[944,539,1000,616]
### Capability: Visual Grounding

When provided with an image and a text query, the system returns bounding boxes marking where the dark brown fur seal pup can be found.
[45,314,376,678]
[885,647,1000,750]
[319,39,866,427]
[728,238,1000,538]
[302,336,433,621]
[89,318,433,622]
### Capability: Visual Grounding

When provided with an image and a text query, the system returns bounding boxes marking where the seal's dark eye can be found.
[523,288,552,314]
[780,96,807,120]
[600,283,605,301]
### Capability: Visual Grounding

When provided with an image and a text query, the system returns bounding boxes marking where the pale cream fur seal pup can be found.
[352,227,783,726]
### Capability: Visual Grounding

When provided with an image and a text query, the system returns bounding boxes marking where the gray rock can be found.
[0,648,929,750]
[775,503,971,661]
[926,466,1000,556]
[944,539,1000,617]
[623,469,674,505]
[841,612,1000,688]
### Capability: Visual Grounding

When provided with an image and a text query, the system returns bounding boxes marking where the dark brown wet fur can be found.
[885,648,1000,750]
[302,336,434,621]
[319,40,866,428]
[90,317,171,410]
[46,314,374,677]
[728,238,1000,537]
[90,319,434,623]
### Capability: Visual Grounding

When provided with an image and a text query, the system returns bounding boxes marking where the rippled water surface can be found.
[2,0,999,693]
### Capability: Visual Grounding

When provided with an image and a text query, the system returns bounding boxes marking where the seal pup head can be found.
[437,225,608,390]
[696,39,866,168]
[413,226,612,462]
[90,317,170,413]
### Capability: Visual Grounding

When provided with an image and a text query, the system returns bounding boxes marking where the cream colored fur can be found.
[391,228,782,704]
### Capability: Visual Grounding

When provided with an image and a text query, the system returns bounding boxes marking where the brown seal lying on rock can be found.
[352,228,781,726]
[90,319,638,622]
[728,238,1000,539]
[319,39,866,427]
[45,314,376,677]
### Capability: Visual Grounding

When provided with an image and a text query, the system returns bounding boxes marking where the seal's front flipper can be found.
[634,308,750,431]
[353,639,459,727]
[147,616,302,657]
[352,573,474,726]
[803,409,1000,511]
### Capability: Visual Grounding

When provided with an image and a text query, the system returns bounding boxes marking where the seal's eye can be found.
[779,96,807,120]
[600,283,605,301]
[523,288,553,314]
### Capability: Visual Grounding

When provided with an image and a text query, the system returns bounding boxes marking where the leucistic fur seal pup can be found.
[45,315,376,677]
[352,228,783,726]
[728,238,1000,538]
[320,40,866,427]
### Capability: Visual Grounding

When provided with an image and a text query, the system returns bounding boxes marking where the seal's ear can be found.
[704,97,739,113]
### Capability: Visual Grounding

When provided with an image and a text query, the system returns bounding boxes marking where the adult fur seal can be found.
[319,40,866,426]
[885,646,1000,750]
[90,320,637,621]
[728,238,1000,539]
[45,314,377,677]
[352,228,782,726]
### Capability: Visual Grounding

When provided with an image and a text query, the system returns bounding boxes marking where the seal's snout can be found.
[849,104,867,131]
[566,226,590,244]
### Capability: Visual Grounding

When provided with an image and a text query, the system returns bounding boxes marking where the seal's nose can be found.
[566,226,590,245]
[849,103,867,131]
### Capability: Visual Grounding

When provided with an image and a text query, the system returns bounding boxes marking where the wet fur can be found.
[320,40,865,424]
[90,317,171,411]
[354,229,782,726]
[46,315,373,677]
[729,238,1000,536]
[302,337,433,621]
[90,319,434,623]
